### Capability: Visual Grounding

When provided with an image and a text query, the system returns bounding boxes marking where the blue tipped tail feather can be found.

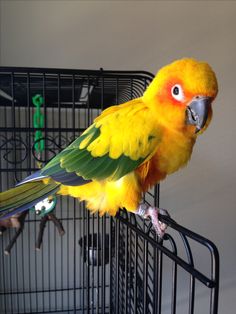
[0,180,60,220]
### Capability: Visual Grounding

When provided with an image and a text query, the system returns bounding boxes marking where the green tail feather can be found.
[0,180,60,212]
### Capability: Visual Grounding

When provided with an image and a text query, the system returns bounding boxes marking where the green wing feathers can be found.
[42,98,162,182]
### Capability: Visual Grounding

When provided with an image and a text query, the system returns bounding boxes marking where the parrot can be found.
[0,58,218,237]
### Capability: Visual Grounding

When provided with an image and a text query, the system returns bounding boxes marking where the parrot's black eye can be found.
[171,84,184,101]
[173,86,179,95]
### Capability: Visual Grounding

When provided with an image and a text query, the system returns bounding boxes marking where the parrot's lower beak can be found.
[186,96,212,133]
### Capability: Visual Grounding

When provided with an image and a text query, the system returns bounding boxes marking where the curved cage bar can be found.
[114,210,219,314]
[0,66,219,314]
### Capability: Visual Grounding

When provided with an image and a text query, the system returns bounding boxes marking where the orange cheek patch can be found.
[158,79,186,108]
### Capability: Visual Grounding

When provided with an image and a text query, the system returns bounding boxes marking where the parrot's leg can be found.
[136,204,170,238]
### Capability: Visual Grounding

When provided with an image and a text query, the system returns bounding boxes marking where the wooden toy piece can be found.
[0,211,29,255]
[35,212,65,251]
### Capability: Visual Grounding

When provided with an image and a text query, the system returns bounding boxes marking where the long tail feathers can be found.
[0,181,60,220]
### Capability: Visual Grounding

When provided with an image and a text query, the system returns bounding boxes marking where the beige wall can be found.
[1,1,236,313]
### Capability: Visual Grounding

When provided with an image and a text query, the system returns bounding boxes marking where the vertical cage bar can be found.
[101,215,106,314]
[100,74,105,314]
[171,260,177,314]
[153,248,158,314]
[87,75,90,127]
[188,275,195,314]
[96,213,100,314]
[72,74,76,314]
[157,247,163,314]
[57,74,61,148]
[86,73,91,313]
[0,165,7,313]
[82,204,85,313]
[180,234,195,314]
[115,219,120,314]
[48,211,51,312]
[35,213,38,312]
[86,209,90,313]
[210,247,220,314]
[143,240,148,314]
[91,212,94,313]
[11,73,17,174]
[43,72,47,163]
[109,217,113,314]
[28,201,32,313]
[27,73,33,312]
[25,71,31,314]
[133,232,138,314]
[167,235,178,314]
[26,72,31,173]
[124,223,128,314]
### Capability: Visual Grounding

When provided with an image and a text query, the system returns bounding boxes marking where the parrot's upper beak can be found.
[186,96,213,133]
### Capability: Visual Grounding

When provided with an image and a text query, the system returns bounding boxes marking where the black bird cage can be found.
[0,67,219,314]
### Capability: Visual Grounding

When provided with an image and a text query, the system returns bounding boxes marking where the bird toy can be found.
[32,94,64,250]
[0,95,65,254]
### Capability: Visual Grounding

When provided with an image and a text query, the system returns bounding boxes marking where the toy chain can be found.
[32,94,45,165]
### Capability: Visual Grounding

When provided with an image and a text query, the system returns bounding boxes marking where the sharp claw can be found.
[137,205,170,238]
[159,208,171,217]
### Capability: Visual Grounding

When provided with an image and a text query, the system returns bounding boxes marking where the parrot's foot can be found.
[136,204,170,238]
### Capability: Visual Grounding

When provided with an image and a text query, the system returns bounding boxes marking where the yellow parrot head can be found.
[143,58,218,134]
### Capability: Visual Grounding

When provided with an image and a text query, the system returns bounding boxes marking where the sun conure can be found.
[0,58,218,237]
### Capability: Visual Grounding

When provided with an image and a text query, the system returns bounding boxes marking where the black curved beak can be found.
[186,96,212,133]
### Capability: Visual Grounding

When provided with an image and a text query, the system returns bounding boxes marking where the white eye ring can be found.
[171,84,185,101]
